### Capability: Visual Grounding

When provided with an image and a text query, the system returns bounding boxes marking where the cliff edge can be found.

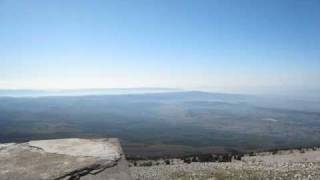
[0,138,132,180]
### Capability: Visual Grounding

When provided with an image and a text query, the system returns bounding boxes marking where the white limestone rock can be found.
[0,138,131,180]
[28,138,120,161]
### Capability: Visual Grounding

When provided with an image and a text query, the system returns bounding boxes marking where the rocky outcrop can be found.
[0,138,132,180]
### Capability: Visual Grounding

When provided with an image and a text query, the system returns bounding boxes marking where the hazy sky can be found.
[0,0,319,96]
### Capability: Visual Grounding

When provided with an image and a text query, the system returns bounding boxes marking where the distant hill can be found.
[0,88,180,97]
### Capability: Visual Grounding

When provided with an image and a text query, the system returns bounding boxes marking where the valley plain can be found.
[0,91,319,158]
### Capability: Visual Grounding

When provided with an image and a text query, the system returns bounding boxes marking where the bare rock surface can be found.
[0,138,132,180]
[28,138,120,161]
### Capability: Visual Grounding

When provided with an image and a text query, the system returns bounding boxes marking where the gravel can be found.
[130,148,320,180]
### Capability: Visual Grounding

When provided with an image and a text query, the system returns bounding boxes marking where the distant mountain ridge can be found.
[0,89,319,112]
[0,88,181,97]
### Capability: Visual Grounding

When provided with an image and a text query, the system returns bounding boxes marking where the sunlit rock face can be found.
[0,138,132,180]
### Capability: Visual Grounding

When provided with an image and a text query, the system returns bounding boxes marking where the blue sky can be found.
[0,0,319,96]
